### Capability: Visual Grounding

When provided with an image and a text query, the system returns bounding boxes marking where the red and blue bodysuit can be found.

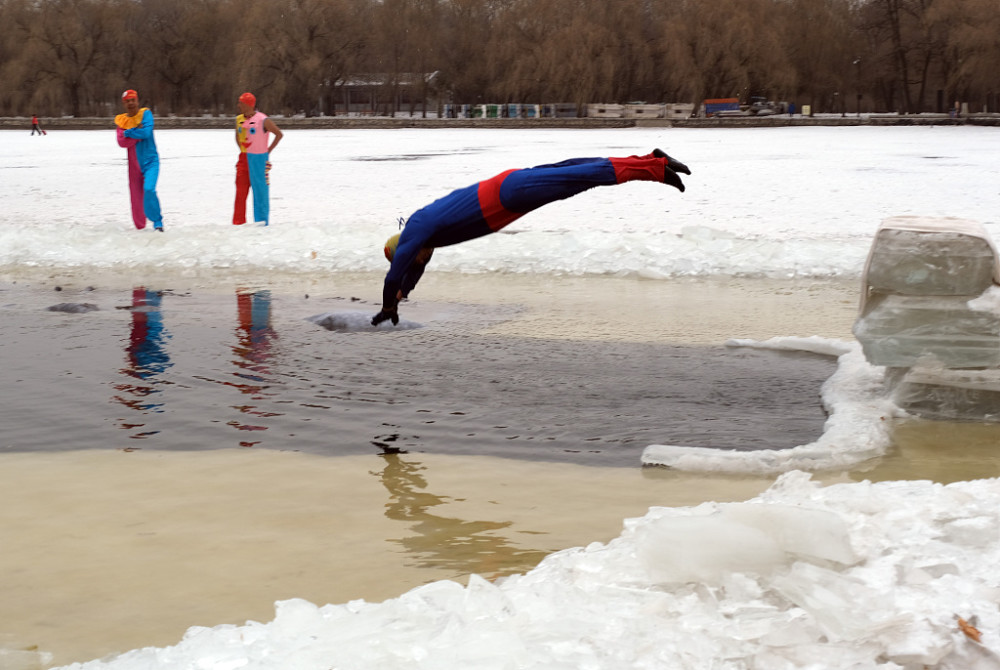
[115,109,162,230]
[381,151,684,314]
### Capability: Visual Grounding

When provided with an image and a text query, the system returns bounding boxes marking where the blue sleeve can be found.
[382,229,429,308]
[399,261,427,299]
[124,110,154,140]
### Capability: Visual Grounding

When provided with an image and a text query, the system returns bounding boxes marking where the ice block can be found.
[886,367,1000,422]
[853,292,1000,368]
[860,216,1000,307]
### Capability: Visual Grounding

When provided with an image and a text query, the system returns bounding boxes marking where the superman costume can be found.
[375,150,690,325]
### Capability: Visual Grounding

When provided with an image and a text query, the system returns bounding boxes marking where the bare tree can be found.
[132,0,230,114]
[15,0,119,116]
[239,0,368,116]
[397,0,443,117]
[860,0,943,112]
[434,0,505,105]
[779,0,860,113]
[0,0,36,114]
[491,0,656,109]
[0,0,996,118]
[928,0,1000,110]
[654,0,795,111]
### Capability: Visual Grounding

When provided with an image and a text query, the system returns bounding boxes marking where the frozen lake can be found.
[1,126,999,669]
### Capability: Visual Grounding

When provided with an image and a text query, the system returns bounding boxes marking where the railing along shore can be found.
[5,114,1000,130]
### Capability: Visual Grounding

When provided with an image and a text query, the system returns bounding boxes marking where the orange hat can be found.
[122,89,138,100]
[239,92,256,106]
[384,233,401,262]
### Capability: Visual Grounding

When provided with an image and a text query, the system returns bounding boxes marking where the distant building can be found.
[323,72,440,116]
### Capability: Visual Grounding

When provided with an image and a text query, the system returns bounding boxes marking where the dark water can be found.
[0,281,835,466]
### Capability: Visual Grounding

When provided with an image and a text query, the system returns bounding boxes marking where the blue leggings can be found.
[247,153,270,225]
[496,157,618,213]
[142,164,162,225]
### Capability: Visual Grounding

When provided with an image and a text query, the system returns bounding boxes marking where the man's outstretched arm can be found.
[372,234,428,326]
[371,278,402,325]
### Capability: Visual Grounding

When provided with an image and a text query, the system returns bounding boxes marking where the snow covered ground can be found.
[44,472,1000,670]
[3,125,997,279]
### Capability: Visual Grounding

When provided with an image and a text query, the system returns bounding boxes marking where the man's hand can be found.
[371,309,399,326]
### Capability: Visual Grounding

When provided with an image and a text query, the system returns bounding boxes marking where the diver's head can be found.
[384,233,434,264]
[384,233,401,262]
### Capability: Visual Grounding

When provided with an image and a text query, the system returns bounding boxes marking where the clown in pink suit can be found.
[234,92,283,226]
[115,89,163,231]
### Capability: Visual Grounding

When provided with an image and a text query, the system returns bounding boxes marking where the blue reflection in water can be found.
[114,288,172,437]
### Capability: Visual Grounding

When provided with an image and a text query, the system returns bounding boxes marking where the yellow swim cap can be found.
[384,233,400,262]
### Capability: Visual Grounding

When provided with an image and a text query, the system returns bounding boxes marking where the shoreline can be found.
[5,114,999,131]
[2,270,861,345]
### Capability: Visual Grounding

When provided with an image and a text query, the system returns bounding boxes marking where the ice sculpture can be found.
[853,216,1000,421]
[886,367,1000,422]
[853,292,1000,369]
[862,219,998,297]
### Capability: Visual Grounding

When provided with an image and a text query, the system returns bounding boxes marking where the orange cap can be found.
[122,89,138,100]
[239,92,256,106]
[384,233,401,262]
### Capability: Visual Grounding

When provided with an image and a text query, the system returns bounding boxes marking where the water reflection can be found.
[234,289,276,382]
[228,289,279,442]
[372,452,550,579]
[113,288,172,438]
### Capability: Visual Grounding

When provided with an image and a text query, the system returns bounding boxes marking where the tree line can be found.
[2,0,998,118]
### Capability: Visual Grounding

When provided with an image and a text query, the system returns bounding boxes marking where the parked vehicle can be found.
[748,97,778,115]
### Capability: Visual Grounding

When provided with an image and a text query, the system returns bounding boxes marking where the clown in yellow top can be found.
[115,89,163,231]
[234,92,283,226]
